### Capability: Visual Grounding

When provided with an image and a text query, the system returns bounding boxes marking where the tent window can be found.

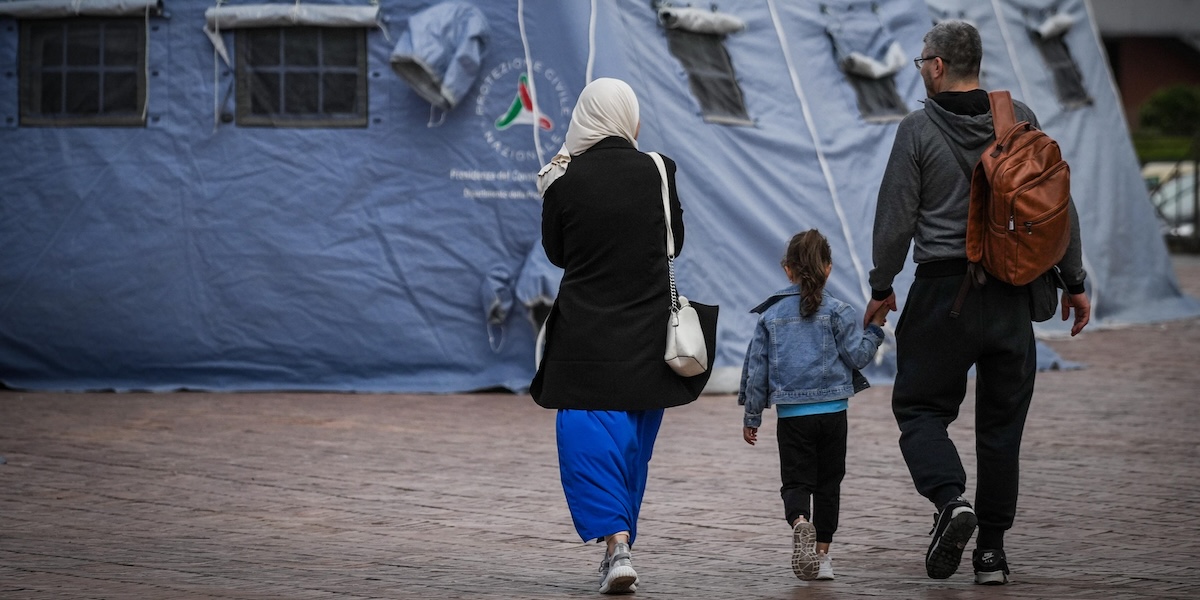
[823,3,909,123]
[18,18,147,127]
[235,26,367,128]
[1030,33,1092,109]
[844,74,906,122]
[665,29,752,126]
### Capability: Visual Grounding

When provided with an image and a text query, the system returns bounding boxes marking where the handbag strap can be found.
[647,152,674,259]
[647,151,680,312]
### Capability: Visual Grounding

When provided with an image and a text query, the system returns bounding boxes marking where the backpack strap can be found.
[988,90,1017,137]
[949,262,988,319]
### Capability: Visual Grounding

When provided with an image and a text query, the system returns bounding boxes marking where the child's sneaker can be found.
[925,496,977,579]
[815,551,835,580]
[791,520,819,580]
[973,548,1010,585]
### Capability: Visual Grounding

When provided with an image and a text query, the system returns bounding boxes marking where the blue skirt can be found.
[556,408,664,546]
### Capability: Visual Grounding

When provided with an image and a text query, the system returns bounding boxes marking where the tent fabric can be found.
[0,0,1195,393]
[390,1,489,111]
[0,0,161,18]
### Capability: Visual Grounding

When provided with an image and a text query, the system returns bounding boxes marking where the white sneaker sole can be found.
[791,521,819,581]
[599,565,637,594]
[975,569,1009,585]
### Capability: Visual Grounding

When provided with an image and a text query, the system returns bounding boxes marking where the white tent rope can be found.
[142,1,150,122]
[516,0,545,166]
[586,0,596,84]
[212,0,222,132]
[767,0,870,303]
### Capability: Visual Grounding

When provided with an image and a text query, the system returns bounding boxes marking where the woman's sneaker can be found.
[925,497,977,579]
[815,552,835,580]
[973,548,1010,585]
[598,542,638,594]
[791,520,820,580]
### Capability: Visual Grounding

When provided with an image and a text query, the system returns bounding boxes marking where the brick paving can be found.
[2,255,1200,599]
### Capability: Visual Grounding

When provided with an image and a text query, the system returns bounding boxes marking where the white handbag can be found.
[649,152,708,377]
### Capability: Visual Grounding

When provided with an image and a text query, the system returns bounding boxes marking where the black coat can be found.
[531,137,704,410]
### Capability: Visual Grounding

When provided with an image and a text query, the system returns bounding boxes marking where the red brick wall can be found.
[1108,37,1200,131]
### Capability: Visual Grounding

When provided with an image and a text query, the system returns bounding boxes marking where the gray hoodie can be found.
[868,95,1086,295]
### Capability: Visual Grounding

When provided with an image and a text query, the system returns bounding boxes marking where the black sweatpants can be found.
[777,410,847,544]
[892,268,1036,550]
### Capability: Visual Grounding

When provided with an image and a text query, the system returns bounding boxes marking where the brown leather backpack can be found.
[966,91,1071,286]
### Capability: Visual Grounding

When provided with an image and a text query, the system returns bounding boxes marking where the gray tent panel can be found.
[0,0,161,18]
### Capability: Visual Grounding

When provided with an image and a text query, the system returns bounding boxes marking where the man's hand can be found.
[743,426,758,445]
[1062,291,1091,336]
[864,291,897,329]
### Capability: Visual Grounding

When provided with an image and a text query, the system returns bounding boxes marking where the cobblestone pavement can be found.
[3,255,1200,599]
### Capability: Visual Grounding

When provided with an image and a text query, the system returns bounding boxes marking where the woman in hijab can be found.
[531,77,709,594]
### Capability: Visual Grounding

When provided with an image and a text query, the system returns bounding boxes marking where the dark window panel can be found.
[104,23,139,66]
[848,74,907,122]
[665,29,751,126]
[236,27,367,127]
[285,28,320,67]
[248,29,281,67]
[323,33,357,67]
[1032,33,1092,109]
[32,24,65,66]
[103,71,138,113]
[250,72,280,114]
[286,72,320,113]
[66,23,100,66]
[323,72,357,113]
[20,17,147,126]
[65,72,99,113]
[40,72,63,114]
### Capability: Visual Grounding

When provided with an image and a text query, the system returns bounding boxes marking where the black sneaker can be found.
[973,548,1010,585]
[925,497,977,579]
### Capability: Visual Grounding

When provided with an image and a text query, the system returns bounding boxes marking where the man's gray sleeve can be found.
[869,117,922,294]
[1057,199,1086,293]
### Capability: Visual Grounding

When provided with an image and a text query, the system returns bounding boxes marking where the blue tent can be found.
[1,0,1195,392]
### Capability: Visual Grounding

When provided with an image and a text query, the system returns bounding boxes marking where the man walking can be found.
[865,21,1091,585]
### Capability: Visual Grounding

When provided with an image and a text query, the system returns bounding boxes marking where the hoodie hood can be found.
[923,96,995,155]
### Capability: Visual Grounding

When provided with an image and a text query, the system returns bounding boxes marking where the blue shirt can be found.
[776,399,848,418]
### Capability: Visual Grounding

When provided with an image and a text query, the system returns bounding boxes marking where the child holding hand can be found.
[738,229,886,581]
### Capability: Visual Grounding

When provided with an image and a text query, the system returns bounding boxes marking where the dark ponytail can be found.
[781,229,832,317]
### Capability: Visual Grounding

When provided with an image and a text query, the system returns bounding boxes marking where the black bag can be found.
[677,300,720,399]
[1028,267,1066,322]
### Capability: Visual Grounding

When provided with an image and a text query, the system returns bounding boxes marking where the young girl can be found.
[738,229,886,581]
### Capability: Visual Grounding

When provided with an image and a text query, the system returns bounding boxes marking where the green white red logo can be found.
[495,73,553,131]
[475,58,569,163]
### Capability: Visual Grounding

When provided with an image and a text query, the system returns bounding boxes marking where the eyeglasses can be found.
[913,55,941,70]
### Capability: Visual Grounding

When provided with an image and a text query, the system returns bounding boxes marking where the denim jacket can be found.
[738,285,885,428]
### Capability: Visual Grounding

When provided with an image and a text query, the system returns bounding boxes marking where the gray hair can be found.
[923,21,982,81]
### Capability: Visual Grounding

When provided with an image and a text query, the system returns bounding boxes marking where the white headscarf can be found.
[537,78,640,197]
